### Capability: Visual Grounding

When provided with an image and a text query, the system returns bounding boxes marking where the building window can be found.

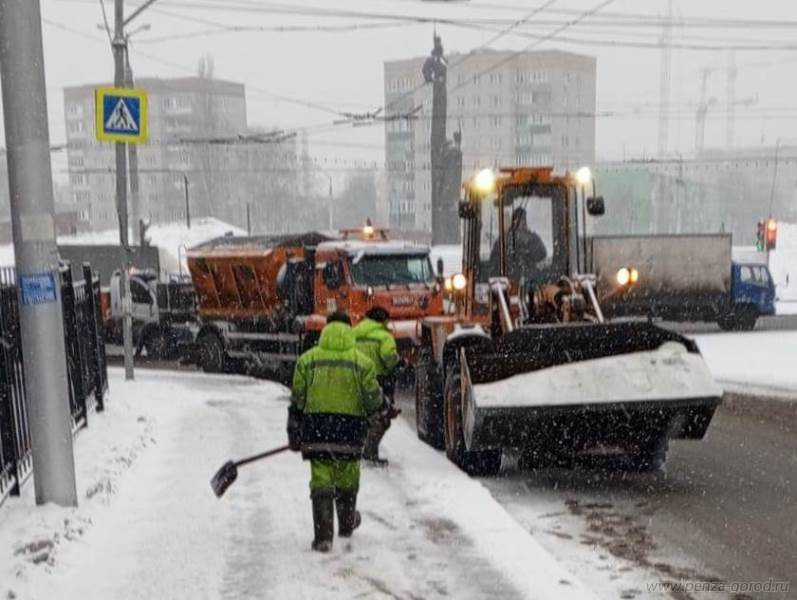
[457,96,465,108]
[490,115,501,128]
[472,96,481,107]
[489,73,502,85]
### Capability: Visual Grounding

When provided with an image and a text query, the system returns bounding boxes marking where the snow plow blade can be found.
[457,321,722,452]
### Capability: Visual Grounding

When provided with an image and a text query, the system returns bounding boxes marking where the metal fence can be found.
[0,263,108,505]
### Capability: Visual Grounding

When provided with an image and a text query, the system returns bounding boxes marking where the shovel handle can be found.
[234,444,291,468]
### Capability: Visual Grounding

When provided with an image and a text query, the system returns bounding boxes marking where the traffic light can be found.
[766,217,778,250]
[756,220,765,251]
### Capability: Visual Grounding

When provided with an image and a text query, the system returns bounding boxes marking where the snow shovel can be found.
[211,445,291,498]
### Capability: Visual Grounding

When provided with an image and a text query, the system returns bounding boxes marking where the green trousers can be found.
[309,459,360,495]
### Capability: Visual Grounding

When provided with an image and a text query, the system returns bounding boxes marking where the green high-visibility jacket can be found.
[353,318,400,378]
[292,322,383,459]
[292,321,382,415]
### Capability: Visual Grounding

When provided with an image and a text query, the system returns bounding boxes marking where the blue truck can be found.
[589,234,775,330]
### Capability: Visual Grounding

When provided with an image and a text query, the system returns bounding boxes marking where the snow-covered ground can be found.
[0,218,245,276]
[776,301,797,316]
[692,331,797,396]
[0,368,595,600]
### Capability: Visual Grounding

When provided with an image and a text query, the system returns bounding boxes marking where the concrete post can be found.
[0,0,78,506]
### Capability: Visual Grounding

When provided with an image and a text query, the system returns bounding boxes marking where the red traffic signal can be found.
[766,217,777,250]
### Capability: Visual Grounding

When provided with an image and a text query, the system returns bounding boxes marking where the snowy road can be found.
[478,393,797,600]
[1,368,593,600]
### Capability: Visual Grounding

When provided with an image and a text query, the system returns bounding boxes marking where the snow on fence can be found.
[0,263,108,506]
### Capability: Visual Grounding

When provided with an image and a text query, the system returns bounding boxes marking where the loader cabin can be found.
[457,166,605,320]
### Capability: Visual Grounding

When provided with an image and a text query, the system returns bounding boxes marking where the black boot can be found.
[363,418,388,465]
[336,491,362,538]
[311,493,335,552]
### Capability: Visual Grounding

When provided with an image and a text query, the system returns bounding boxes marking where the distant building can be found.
[384,49,597,236]
[63,77,298,236]
[595,146,797,244]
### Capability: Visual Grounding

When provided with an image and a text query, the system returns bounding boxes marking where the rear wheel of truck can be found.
[443,368,502,476]
[718,305,757,331]
[198,332,226,373]
[142,328,164,360]
[415,347,445,449]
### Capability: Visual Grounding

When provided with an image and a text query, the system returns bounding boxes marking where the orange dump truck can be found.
[185,229,444,380]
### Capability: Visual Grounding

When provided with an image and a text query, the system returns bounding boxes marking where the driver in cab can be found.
[489,206,547,282]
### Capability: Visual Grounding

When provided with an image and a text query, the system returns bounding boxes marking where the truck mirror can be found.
[322,262,343,290]
[436,257,444,278]
[587,196,605,216]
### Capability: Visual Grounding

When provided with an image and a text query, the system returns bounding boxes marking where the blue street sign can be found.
[19,273,58,305]
[95,87,148,143]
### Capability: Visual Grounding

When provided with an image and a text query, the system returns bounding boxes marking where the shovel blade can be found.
[210,460,238,498]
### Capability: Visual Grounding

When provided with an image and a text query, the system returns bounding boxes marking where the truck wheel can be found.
[738,306,758,331]
[143,329,163,360]
[198,332,226,373]
[415,347,445,449]
[443,368,502,476]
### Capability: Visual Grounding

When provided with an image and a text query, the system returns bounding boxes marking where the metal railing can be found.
[0,263,108,505]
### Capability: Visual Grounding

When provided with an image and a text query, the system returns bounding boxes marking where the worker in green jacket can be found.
[289,312,383,552]
[353,306,401,465]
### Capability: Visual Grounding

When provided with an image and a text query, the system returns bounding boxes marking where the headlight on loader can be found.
[616,267,639,287]
[444,277,454,292]
[452,273,467,291]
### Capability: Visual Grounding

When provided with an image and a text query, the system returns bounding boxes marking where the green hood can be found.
[318,321,355,352]
[353,318,387,339]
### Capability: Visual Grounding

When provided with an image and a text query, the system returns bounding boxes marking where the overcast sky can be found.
[3,0,797,182]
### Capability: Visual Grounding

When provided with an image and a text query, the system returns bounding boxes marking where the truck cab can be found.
[721,261,776,330]
[314,238,443,357]
[104,270,196,358]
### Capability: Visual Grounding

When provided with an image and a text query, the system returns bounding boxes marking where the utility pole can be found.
[114,0,134,380]
[726,51,737,152]
[183,173,191,229]
[0,0,78,506]
[124,45,142,244]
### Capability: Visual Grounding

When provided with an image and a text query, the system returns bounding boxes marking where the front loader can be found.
[415,167,722,475]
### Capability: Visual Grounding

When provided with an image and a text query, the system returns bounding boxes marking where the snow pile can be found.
[776,301,797,315]
[0,218,245,274]
[59,217,246,276]
[768,221,797,301]
[693,331,797,395]
[0,368,596,600]
[474,342,720,409]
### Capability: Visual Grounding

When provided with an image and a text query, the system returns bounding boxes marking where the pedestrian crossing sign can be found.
[95,87,148,143]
